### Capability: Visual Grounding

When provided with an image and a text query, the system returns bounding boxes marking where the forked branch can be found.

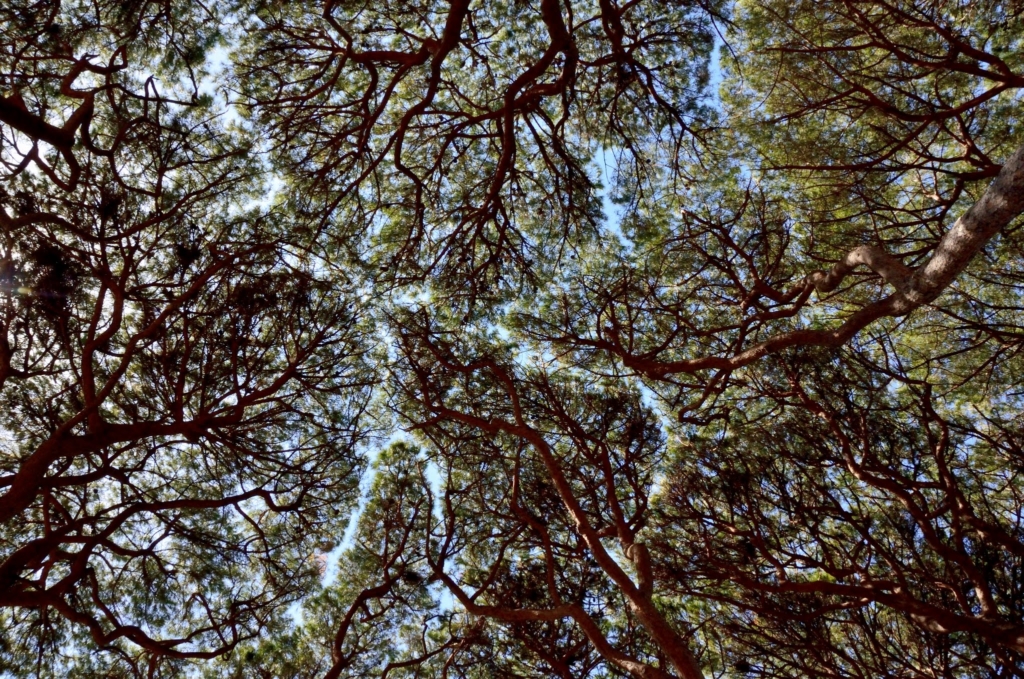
[612,143,1024,379]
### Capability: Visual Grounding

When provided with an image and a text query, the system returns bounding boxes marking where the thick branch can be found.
[0,94,76,149]
[803,245,914,295]
[618,143,1024,378]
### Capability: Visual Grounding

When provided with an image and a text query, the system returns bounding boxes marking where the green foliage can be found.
[2,0,1024,676]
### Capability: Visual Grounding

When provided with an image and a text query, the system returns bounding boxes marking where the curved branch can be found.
[616,143,1024,379]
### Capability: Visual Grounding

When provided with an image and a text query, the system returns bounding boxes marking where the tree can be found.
[2,0,1024,677]
[233,0,718,303]
[0,2,372,674]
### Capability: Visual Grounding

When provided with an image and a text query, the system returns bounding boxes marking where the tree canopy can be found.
[1,0,1023,676]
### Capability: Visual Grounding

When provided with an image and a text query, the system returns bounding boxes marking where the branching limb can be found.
[602,144,1024,381]
[799,244,914,296]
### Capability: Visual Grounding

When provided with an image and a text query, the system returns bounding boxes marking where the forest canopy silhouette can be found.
[2,0,1024,676]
